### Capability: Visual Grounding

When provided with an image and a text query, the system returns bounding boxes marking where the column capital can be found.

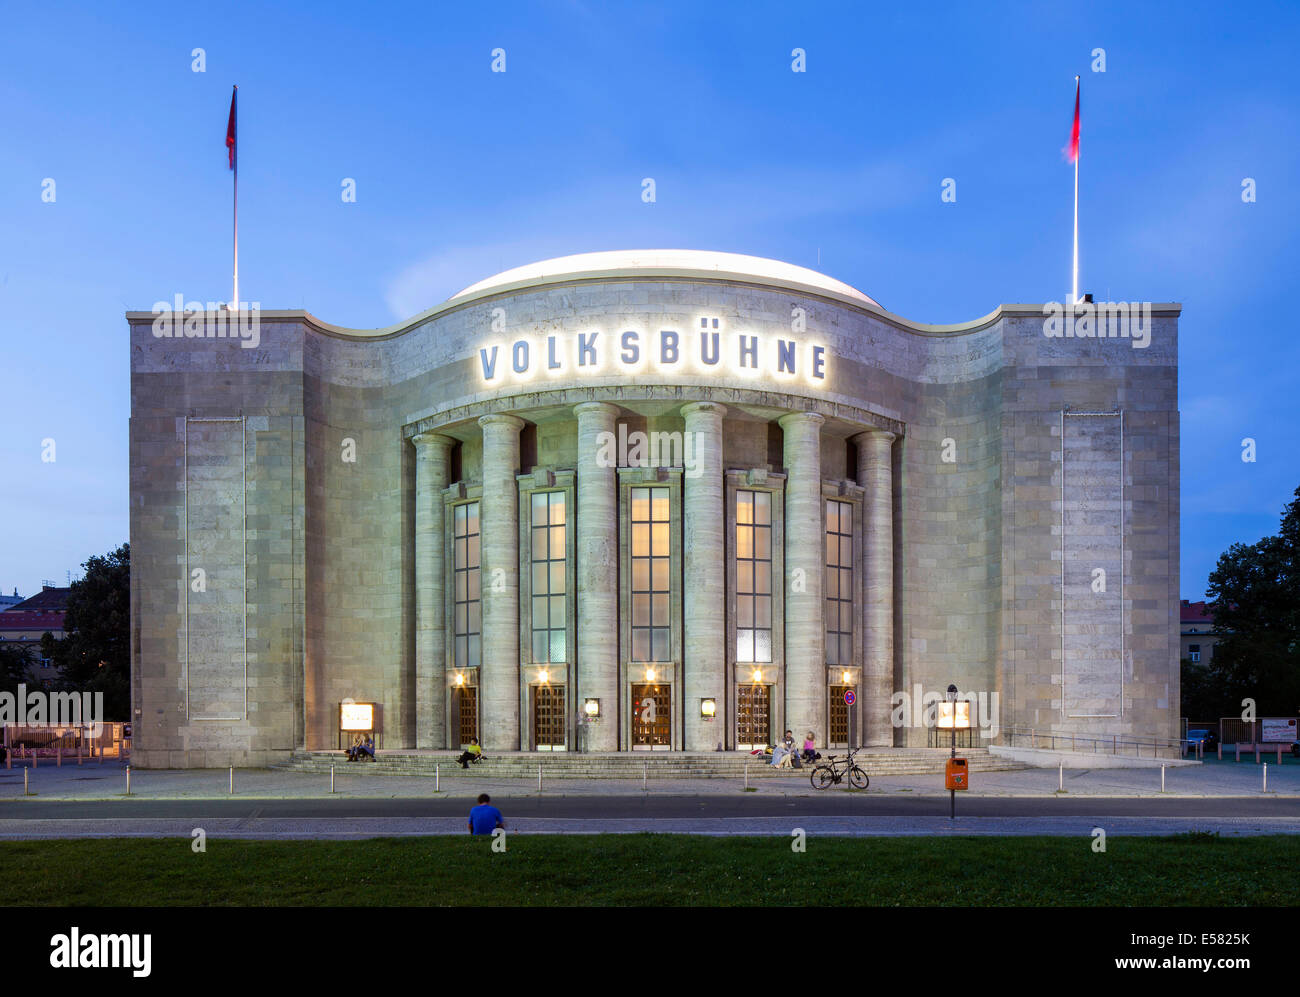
[680,400,727,420]
[411,431,456,451]
[574,401,620,420]
[778,410,825,430]
[478,413,526,432]
[851,427,896,447]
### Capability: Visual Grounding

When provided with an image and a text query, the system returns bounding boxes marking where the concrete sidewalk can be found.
[2,815,1299,839]
[1,758,1298,801]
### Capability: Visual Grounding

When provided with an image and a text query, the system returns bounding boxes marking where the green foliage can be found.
[0,642,34,695]
[1179,655,1229,721]
[1201,487,1300,717]
[50,543,131,719]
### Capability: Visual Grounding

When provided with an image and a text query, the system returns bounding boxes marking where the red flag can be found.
[226,86,237,171]
[1067,78,1079,162]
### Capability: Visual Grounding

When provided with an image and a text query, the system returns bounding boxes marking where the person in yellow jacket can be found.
[456,737,483,769]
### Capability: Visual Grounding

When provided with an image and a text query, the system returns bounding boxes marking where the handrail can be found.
[995,725,1184,757]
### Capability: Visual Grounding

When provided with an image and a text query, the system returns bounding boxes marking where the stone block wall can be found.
[128,276,1180,765]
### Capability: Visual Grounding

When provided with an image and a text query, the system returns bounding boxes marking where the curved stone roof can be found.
[451,250,881,308]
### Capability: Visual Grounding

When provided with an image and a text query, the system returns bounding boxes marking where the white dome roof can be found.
[450,249,880,307]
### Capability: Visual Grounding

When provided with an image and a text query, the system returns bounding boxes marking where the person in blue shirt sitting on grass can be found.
[468,793,505,836]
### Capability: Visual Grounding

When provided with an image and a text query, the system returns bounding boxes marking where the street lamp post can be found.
[946,684,957,820]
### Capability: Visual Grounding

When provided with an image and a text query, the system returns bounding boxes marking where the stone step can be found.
[272,748,1025,779]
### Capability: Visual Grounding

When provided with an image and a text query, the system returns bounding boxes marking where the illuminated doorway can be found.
[631,683,671,749]
[736,684,771,749]
[532,684,567,751]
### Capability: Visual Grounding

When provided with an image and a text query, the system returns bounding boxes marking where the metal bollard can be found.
[744,758,749,790]
[538,763,542,793]
[435,765,439,793]
[1058,763,1063,792]
[1264,763,1268,793]
[1161,765,1165,793]
[24,767,29,795]
[643,762,647,792]
[126,766,131,796]
[229,765,234,795]
[57,749,62,768]
[330,765,335,794]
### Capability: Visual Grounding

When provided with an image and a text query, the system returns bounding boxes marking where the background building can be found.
[127,250,1181,767]
[0,588,26,611]
[1180,599,1219,666]
[0,585,70,686]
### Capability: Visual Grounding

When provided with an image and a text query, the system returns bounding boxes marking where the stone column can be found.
[478,414,525,750]
[682,402,726,751]
[413,432,454,749]
[854,428,896,748]
[780,412,826,748]
[574,402,620,751]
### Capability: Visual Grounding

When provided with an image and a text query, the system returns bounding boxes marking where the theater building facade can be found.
[127,251,1181,767]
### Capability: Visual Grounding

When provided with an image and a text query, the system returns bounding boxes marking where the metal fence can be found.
[1217,718,1299,746]
[996,725,1184,758]
[2,722,129,760]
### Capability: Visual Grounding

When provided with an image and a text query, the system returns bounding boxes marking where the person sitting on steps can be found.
[802,731,820,764]
[456,737,483,769]
[355,733,376,761]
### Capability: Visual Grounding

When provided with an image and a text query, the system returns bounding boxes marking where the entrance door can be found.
[454,686,478,747]
[532,685,567,750]
[737,684,771,749]
[829,685,855,747]
[631,684,671,749]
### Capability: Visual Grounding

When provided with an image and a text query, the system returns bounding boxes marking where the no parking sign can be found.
[843,690,855,706]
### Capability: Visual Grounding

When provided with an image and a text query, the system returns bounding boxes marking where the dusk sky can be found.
[2,0,1296,600]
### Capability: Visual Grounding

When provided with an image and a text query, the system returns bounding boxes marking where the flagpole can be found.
[1072,75,1079,305]
[232,85,239,310]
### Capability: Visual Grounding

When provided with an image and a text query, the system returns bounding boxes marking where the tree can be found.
[51,543,131,720]
[1202,486,1300,717]
[0,642,34,696]
[1179,654,1228,721]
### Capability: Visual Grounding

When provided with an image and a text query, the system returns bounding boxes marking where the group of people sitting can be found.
[764,730,820,768]
[344,733,375,761]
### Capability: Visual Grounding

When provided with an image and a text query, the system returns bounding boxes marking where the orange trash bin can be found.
[945,757,969,790]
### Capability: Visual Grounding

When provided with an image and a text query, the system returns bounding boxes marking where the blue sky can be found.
[1,0,1297,600]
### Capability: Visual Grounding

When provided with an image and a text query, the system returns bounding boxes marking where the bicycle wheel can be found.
[848,766,869,790]
[811,766,834,790]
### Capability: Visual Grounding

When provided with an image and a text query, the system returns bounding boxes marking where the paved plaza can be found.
[1,759,1297,839]
[2,756,1295,801]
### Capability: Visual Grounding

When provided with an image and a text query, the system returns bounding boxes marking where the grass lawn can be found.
[2,833,1296,906]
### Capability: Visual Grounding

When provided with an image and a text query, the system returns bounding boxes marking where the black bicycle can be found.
[810,749,869,790]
